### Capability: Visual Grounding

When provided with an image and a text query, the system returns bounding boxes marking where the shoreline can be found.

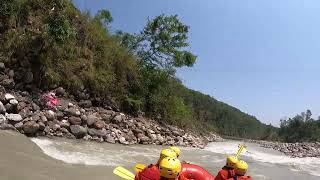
[217,136,320,158]
[0,87,223,149]
[249,140,320,158]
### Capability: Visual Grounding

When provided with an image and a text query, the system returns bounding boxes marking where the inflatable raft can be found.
[179,163,215,180]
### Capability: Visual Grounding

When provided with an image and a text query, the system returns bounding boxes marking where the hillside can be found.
[0,0,277,139]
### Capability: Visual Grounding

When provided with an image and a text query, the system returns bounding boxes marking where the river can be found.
[0,130,319,180]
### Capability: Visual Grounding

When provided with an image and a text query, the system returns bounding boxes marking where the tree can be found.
[94,9,113,27]
[306,109,312,121]
[279,110,320,142]
[141,15,196,72]
[118,14,197,74]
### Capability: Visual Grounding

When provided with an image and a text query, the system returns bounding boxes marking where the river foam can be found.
[31,138,118,166]
[205,141,320,177]
[31,138,160,166]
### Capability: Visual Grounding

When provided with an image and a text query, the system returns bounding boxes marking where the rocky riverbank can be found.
[251,140,320,158]
[0,63,222,148]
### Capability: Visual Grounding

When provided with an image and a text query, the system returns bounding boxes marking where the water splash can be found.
[205,141,320,177]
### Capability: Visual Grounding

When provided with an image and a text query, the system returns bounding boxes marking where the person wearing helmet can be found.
[134,149,179,180]
[228,160,252,180]
[156,149,177,165]
[159,157,182,180]
[170,146,181,158]
[214,156,238,180]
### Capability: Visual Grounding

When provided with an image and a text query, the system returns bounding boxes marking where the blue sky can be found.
[73,0,320,126]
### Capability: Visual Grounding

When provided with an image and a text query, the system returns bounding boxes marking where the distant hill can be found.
[176,84,278,139]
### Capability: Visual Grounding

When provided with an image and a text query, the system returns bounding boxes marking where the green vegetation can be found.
[279,110,320,142]
[0,0,277,139]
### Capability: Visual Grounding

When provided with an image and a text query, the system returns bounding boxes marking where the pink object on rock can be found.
[42,92,59,109]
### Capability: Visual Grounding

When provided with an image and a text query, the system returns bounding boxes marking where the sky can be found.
[73,0,320,126]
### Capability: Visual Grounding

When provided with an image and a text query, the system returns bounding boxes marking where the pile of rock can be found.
[0,91,222,148]
[251,140,320,158]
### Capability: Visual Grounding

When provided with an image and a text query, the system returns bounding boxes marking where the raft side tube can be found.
[179,163,215,180]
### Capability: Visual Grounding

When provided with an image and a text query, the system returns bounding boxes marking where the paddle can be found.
[134,164,146,173]
[235,144,247,158]
[113,166,135,180]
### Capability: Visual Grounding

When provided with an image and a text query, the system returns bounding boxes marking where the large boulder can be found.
[40,115,48,123]
[125,130,136,142]
[32,103,40,111]
[86,114,97,126]
[94,120,105,129]
[23,121,40,134]
[101,114,112,123]
[78,100,92,108]
[17,102,27,111]
[0,123,16,131]
[68,116,82,125]
[70,125,87,138]
[0,101,5,113]
[8,70,14,78]
[55,87,66,97]
[9,99,18,106]
[38,122,46,131]
[0,114,6,124]
[4,93,15,101]
[1,79,14,89]
[45,110,55,121]
[23,71,33,84]
[113,115,124,123]
[88,128,107,137]
[132,129,143,136]
[0,62,5,71]
[105,134,115,143]
[65,108,81,117]
[60,120,70,129]
[14,122,24,130]
[149,133,157,142]
[119,136,128,145]
[5,113,22,122]
[4,103,16,113]
[156,134,165,144]
[137,134,150,144]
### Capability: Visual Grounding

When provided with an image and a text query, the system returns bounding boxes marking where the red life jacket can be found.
[214,166,235,180]
[228,176,252,180]
[135,165,161,180]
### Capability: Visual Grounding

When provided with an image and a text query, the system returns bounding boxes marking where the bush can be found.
[44,14,76,43]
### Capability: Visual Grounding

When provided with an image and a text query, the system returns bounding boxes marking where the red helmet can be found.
[135,165,160,180]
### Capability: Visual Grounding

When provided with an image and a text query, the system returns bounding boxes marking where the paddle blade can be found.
[113,166,135,180]
[134,164,146,173]
[236,144,247,158]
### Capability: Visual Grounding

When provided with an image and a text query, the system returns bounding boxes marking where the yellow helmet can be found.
[235,160,248,176]
[160,149,177,160]
[170,146,181,157]
[226,156,238,168]
[159,157,182,178]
